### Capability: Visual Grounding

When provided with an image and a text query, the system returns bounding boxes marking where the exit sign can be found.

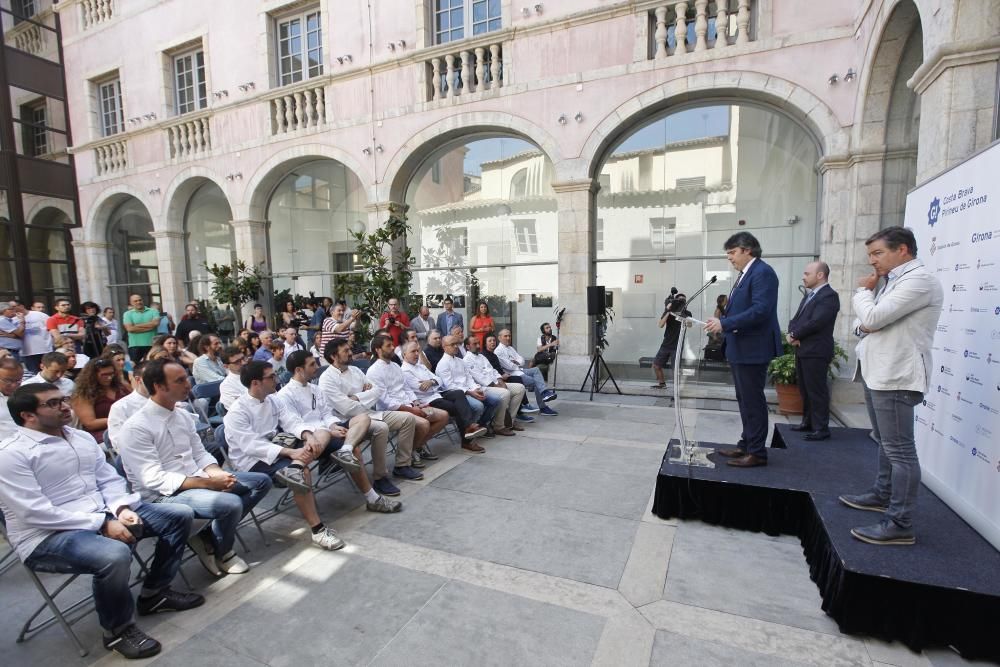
[634,274,644,284]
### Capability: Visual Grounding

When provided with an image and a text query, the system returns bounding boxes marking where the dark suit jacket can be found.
[787,285,840,359]
[436,311,464,337]
[721,258,783,365]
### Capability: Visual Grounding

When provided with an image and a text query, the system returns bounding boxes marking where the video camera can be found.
[663,287,687,314]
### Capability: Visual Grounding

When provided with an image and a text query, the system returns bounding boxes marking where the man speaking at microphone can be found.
[705,232,782,468]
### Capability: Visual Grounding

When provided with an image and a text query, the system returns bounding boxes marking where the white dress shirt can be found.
[318,364,383,420]
[366,358,417,410]
[223,392,308,471]
[105,390,148,445]
[22,373,75,396]
[400,361,444,403]
[0,394,17,440]
[219,371,247,410]
[494,343,526,376]
[463,351,501,387]
[278,378,340,431]
[117,400,218,501]
[0,425,141,561]
[436,353,481,392]
[21,311,53,357]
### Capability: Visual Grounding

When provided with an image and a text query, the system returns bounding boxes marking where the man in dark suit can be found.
[787,261,840,440]
[705,232,782,468]
[435,297,464,337]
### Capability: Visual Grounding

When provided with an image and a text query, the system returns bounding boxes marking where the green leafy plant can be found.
[204,260,266,316]
[767,333,849,385]
[337,203,414,345]
[595,306,615,352]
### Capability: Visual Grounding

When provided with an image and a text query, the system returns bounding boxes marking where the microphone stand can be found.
[666,275,719,468]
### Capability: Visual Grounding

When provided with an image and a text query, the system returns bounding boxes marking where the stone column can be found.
[229,219,268,321]
[148,230,188,322]
[71,239,113,307]
[551,178,599,390]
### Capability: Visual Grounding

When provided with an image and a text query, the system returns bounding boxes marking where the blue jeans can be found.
[519,367,548,405]
[467,394,499,426]
[24,502,193,634]
[158,472,271,555]
[863,381,923,528]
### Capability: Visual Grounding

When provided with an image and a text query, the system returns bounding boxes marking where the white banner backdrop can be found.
[905,140,1000,552]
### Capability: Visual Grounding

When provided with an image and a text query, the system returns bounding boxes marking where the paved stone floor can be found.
[0,392,989,666]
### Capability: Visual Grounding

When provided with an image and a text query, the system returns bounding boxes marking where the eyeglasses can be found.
[40,396,72,410]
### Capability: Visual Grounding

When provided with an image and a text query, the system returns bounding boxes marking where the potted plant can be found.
[767,334,848,415]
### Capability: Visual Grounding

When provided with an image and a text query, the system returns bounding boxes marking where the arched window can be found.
[266,159,367,300]
[107,198,158,312]
[595,103,820,379]
[184,182,235,304]
[509,168,528,198]
[26,207,74,307]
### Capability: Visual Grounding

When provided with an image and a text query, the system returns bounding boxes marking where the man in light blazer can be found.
[841,226,942,546]
[787,261,841,440]
[435,297,464,337]
[705,232,782,468]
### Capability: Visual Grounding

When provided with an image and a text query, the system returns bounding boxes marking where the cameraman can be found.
[80,301,108,358]
[378,297,410,347]
[651,291,690,389]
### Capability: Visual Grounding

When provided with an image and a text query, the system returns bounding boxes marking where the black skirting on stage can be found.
[652,424,1000,663]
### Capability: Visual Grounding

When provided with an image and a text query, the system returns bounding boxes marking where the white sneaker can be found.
[215,551,250,574]
[311,527,346,550]
[187,534,222,576]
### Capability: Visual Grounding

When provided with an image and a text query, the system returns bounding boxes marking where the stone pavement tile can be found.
[591,610,656,667]
[530,415,671,445]
[551,401,674,425]
[431,456,655,520]
[564,440,668,476]
[148,633,268,666]
[650,629,811,667]
[175,556,445,666]
[618,522,675,607]
[663,521,841,636]
[370,580,605,666]
[558,391,659,406]
[640,600,871,667]
[361,485,640,588]
[479,434,581,465]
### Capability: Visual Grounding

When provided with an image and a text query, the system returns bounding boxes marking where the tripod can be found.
[579,319,622,401]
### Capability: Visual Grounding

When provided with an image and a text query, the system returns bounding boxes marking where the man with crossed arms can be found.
[437,335,515,437]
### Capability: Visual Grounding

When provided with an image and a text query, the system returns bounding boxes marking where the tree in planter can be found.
[204,260,266,320]
[337,203,413,346]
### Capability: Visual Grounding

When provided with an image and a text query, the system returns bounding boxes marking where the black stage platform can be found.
[652,424,1000,662]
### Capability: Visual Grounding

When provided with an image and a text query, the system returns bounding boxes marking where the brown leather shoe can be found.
[464,425,487,440]
[726,454,767,467]
[461,442,486,453]
[510,423,525,431]
[714,448,746,458]
[494,427,516,436]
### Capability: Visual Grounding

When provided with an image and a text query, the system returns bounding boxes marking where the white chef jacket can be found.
[278,377,340,431]
[463,351,502,387]
[365,358,417,410]
[0,425,140,561]
[494,343,526,377]
[117,400,218,501]
[317,364,384,420]
[435,353,482,393]
[223,392,308,471]
[400,361,444,403]
[219,371,247,410]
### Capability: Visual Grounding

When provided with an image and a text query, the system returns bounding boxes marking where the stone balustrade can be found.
[649,0,753,58]
[165,116,212,160]
[81,0,114,28]
[94,139,126,176]
[8,20,46,55]
[425,42,503,102]
[269,84,327,135]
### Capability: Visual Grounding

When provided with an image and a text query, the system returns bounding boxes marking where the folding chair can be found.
[191,380,224,426]
[213,424,272,546]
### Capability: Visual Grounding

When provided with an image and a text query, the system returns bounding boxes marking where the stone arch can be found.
[85,185,157,243]
[162,167,232,234]
[381,111,565,202]
[581,71,845,179]
[24,198,75,226]
[241,144,372,221]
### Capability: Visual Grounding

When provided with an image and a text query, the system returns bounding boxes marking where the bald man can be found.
[787,260,840,440]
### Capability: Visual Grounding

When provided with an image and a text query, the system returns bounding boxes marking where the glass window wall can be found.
[107,198,159,312]
[185,182,235,305]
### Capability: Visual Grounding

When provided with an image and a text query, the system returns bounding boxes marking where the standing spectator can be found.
[214,304,236,343]
[80,301,108,358]
[279,300,307,332]
[192,334,227,384]
[46,298,85,351]
[21,302,53,374]
[786,261,841,441]
[0,300,25,361]
[244,303,268,334]
[22,351,76,396]
[435,297,464,337]
[319,302,356,353]
[122,294,161,364]
[174,303,212,346]
[102,307,120,345]
[469,302,495,350]
[0,356,24,439]
[150,302,174,336]
[410,305,435,343]
[307,297,328,334]
[378,297,411,347]
[71,357,131,443]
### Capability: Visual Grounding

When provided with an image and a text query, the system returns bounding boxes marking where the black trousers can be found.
[432,389,477,432]
[730,362,769,458]
[795,355,832,432]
